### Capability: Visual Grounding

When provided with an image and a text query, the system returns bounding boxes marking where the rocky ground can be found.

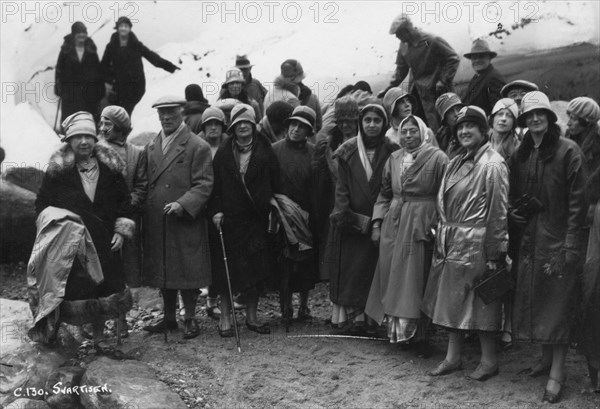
[2,263,599,408]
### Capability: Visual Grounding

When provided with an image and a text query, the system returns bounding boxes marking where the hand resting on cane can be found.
[213,212,224,229]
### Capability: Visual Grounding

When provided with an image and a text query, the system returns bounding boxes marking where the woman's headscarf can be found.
[356,102,388,180]
[399,115,429,173]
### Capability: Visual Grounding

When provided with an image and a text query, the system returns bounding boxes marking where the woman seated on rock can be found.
[29,111,134,359]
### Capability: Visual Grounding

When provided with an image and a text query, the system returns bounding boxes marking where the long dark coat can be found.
[35,144,134,298]
[462,64,505,115]
[55,35,105,121]
[101,32,178,114]
[326,136,398,308]
[143,125,214,289]
[208,134,281,293]
[510,125,588,343]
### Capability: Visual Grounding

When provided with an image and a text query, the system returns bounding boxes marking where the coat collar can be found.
[516,123,561,162]
[47,143,124,177]
[148,125,193,184]
[444,142,491,194]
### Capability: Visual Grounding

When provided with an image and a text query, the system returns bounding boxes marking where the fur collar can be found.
[108,31,140,47]
[47,143,125,177]
[274,76,300,96]
[60,35,98,55]
[333,136,358,162]
[516,123,561,162]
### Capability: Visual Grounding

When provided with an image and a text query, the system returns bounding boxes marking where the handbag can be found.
[473,265,514,305]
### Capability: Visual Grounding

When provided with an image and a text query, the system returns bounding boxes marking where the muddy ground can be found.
[2,263,599,409]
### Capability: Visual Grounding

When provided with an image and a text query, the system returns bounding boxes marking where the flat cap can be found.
[152,95,186,109]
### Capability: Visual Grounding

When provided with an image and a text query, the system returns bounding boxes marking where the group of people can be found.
[27,13,600,404]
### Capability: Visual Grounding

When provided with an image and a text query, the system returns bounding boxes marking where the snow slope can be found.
[1,1,598,167]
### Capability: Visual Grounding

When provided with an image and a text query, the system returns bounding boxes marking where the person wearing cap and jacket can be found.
[422,105,509,381]
[509,91,588,403]
[380,14,460,132]
[183,84,210,135]
[32,111,135,357]
[235,55,268,118]
[434,92,465,158]
[326,100,399,334]
[218,67,262,120]
[142,96,213,340]
[101,17,180,116]
[462,38,506,115]
[55,22,105,122]
[271,106,319,322]
[209,103,281,337]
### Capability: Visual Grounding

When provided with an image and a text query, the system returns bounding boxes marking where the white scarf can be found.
[399,115,429,174]
[356,132,373,181]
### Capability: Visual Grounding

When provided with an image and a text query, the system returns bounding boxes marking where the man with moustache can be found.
[142,96,214,339]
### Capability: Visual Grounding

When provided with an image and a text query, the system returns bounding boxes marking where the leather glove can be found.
[370,223,381,247]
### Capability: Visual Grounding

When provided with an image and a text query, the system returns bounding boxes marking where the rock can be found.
[0,179,37,263]
[131,287,163,311]
[44,366,86,409]
[0,300,68,408]
[79,357,187,409]
[5,398,51,408]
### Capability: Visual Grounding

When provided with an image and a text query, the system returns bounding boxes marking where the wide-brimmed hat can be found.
[517,91,558,128]
[152,95,186,109]
[227,103,256,132]
[500,80,539,98]
[62,111,97,141]
[435,92,464,120]
[280,59,305,83]
[222,68,245,87]
[464,38,497,59]
[453,105,489,134]
[284,106,316,134]
[566,97,600,124]
[201,106,226,129]
[235,55,254,69]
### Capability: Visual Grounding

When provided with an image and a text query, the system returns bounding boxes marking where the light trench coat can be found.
[422,142,509,331]
[365,144,448,323]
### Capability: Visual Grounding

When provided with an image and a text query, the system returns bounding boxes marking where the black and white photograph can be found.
[1,1,599,408]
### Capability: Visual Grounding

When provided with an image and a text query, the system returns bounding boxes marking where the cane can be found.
[162,213,168,343]
[218,225,242,352]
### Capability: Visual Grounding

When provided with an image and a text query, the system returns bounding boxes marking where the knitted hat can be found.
[101,105,131,133]
[280,59,305,83]
[453,105,489,134]
[152,95,186,109]
[382,86,416,118]
[517,91,557,128]
[222,67,245,87]
[71,21,87,35]
[500,80,538,98]
[464,38,497,59]
[566,97,600,124]
[235,55,253,69]
[115,16,132,29]
[334,96,359,121]
[185,84,207,103]
[491,98,518,121]
[201,107,226,130]
[62,111,97,141]
[388,14,412,35]
[227,103,256,132]
[284,106,316,134]
[435,92,464,120]
[266,101,294,125]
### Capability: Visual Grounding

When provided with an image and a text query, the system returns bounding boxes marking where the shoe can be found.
[542,376,565,404]
[143,319,178,333]
[206,306,221,320]
[517,361,551,378]
[246,322,270,334]
[183,319,200,339]
[468,362,499,381]
[499,331,512,351]
[218,327,234,338]
[297,306,312,321]
[429,359,463,376]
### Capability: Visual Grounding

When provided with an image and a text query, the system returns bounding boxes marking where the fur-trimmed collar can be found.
[60,35,98,55]
[516,123,561,162]
[47,143,125,177]
[274,76,300,96]
[108,31,140,47]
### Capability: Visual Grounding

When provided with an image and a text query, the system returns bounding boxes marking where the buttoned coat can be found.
[422,142,509,331]
[143,125,213,289]
[462,64,506,115]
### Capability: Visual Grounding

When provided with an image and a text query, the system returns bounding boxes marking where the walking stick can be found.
[218,225,242,352]
[163,213,168,343]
